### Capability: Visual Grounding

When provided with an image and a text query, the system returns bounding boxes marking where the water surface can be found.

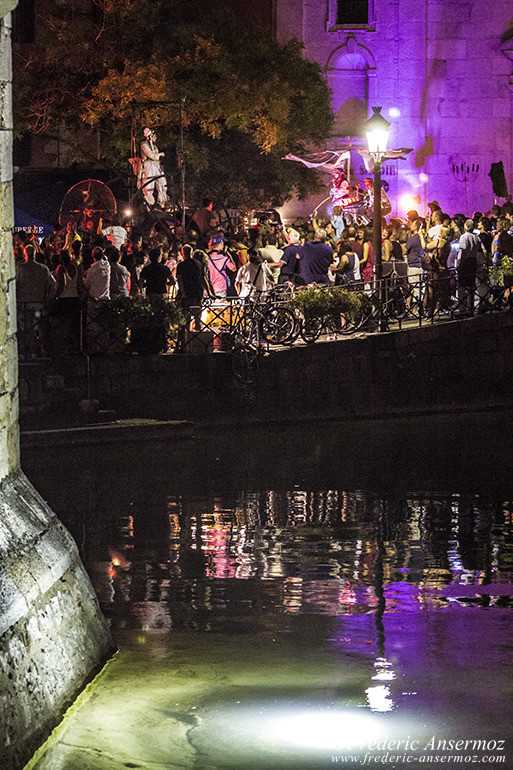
[24,418,513,768]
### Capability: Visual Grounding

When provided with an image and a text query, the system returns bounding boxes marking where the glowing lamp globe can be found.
[366,107,391,156]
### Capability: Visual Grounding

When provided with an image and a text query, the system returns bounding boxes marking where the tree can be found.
[13,0,333,209]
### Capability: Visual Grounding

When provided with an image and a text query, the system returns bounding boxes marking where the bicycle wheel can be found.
[339,302,373,334]
[387,286,408,320]
[260,306,297,344]
[231,343,260,385]
[300,316,323,343]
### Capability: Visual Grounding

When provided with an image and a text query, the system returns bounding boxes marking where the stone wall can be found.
[18,311,513,427]
[0,9,114,768]
[0,475,113,769]
[275,0,513,222]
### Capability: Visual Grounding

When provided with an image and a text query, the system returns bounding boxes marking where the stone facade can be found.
[275,0,513,221]
[0,8,114,768]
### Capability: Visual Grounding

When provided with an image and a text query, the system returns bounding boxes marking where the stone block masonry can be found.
[0,474,114,769]
[0,6,115,768]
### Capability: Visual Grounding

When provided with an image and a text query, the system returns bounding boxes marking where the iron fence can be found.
[16,268,512,362]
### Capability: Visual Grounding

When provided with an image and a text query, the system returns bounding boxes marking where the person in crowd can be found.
[501,194,513,217]
[27,224,44,256]
[492,217,513,263]
[108,247,131,298]
[192,199,219,240]
[258,233,284,283]
[16,243,56,357]
[235,248,274,299]
[54,248,83,300]
[175,243,204,331]
[52,248,84,352]
[332,239,361,287]
[16,243,56,303]
[207,235,236,298]
[63,220,81,253]
[83,246,111,301]
[13,230,30,262]
[360,227,374,287]
[427,209,445,240]
[406,210,420,229]
[346,225,364,263]
[192,246,216,297]
[491,217,513,305]
[455,219,483,313]
[389,228,405,261]
[139,247,174,299]
[405,218,426,302]
[331,205,345,242]
[424,225,451,314]
[477,216,493,258]
[299,227,333,285]
[275,227,304,286]
[382,227,394,262]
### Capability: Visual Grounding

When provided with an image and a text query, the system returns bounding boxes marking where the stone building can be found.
[275,0,513,220]
[0,4,114,767]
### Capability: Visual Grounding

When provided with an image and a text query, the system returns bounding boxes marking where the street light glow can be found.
[366,107,391,156]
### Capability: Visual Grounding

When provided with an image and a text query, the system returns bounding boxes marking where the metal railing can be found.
[16,269,512,362]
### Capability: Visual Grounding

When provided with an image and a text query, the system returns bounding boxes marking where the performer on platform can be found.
[363,177,392,218]
[140,128,168,208]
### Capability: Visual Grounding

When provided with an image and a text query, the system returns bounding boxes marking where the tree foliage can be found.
[13,0,333,208]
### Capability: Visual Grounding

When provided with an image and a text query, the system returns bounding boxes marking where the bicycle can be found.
[229,285,298,383]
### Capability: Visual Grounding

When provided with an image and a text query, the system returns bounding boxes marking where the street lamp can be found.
[365,107,390,287]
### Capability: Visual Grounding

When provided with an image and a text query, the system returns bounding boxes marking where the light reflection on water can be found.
[21,425,513,765]
[86,490,512,636]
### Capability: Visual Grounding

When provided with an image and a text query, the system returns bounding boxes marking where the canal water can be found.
[23,415,513,769]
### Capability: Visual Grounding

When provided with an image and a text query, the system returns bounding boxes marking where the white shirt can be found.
[428,224,443,239]
[84,258,111,300]
[236,261,274,298]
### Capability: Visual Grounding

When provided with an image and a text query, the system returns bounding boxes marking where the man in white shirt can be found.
[84,247,111,300]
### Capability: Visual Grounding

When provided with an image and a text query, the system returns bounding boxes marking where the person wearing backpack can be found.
[207,235,236,298]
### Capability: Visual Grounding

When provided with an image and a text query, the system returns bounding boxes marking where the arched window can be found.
[326,39,375,138]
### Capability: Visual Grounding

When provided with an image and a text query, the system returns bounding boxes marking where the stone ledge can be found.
[21,418,194,448]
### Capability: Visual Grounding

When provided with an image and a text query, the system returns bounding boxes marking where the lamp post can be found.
[366,107,390,332]
[366,107,391,286]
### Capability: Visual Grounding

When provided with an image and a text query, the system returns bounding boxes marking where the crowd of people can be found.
[12,192,513,356]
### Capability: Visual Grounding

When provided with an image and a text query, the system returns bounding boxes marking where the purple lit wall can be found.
[276,0,513,220]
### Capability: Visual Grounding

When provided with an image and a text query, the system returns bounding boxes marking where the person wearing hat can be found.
[140,128,168,208]
[207,235,236,298]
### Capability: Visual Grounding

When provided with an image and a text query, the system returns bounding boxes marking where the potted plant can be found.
[488,256,513,288]
[99,296,184,355]
[284,285,363,320]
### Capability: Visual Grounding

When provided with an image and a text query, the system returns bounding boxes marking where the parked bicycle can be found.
[230,284,298,384]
